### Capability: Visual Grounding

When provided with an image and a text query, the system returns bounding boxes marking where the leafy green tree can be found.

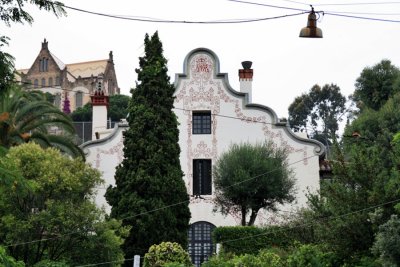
[213,141,295,226]
[303,93,400,263]
[105,32,191,260]
[288,84,347,143]
[70,94,130,122]
[0,87,83,158]
[0,36,15,96]
[0,143,127,266]
[0,0,66,27]
[353,59,400,111]
[0,246,24,267]
[372,215,400,266]
[143,242,193,267]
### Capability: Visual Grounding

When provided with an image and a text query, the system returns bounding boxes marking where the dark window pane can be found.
[193,111,211,134]
[188,222,216,267]
[193,159,212,195]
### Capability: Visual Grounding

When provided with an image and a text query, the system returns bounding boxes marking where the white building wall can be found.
[174,48,323,226]
[81,48,324,227]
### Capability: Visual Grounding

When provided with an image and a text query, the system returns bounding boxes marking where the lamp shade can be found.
[299,11,323,38]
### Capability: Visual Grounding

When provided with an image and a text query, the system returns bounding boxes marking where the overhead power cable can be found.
[61,3,306,24]
[314,1,400,6]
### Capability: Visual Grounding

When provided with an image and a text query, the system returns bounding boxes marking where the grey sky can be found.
[3,0,400,118]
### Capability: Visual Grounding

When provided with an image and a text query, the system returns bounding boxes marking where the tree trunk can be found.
[241,206,247,226]
[248,209,259,226]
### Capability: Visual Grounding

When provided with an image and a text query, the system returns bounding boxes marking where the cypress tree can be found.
[105,32,191,261]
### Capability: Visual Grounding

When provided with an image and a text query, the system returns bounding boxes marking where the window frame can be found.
[192,111,211,135]
[75,91,83,108]
[188,221,216,267]
[193,159,212,196]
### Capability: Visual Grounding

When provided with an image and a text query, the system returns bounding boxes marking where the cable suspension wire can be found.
[325,11,400,22]
[61,4,305,24]
[314,1,400,6]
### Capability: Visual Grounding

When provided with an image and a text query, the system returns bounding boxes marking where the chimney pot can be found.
[241,61,252,70]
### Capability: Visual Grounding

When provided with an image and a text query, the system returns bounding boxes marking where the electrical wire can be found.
[314,1,400,6]
[324,11,400,22]
[220,197,400,244]
[61,3,306,24]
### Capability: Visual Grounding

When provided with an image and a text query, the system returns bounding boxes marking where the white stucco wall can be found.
[82,122,127,213]
[81,48,324,227]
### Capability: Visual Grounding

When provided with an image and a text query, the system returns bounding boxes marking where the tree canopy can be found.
[105,32,191,260]
[0,87,83,158]
[0,143,128,266]
[288,84,347,144]
[353,59,400,111]
[70,94,130,122]
[213,141,295,226]
[0,0,66,27]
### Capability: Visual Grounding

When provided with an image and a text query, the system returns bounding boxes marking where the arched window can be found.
[34,79,39,88]
[44,58,49,71]
[48,77,53,87]
[41,78,46,87]
[54,93,61,108]
[75,91,83,108]
[39,60,43,72]
[55,76,60,86]
[188,221,216,267]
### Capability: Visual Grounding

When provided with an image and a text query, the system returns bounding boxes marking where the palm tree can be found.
[0,86,84,158]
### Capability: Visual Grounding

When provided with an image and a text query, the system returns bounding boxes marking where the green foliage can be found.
[106,32,191,260]
[143,242,193,267]
[0,0,66,27]
[0,143,126,265]
[300,93,400,263]
[213,226,307,255]
[354,59,400,111]
[202,248,284,267]
[288,83,347,142]
[0,87,83,158]
[70,94,130,122]
[286,243,337,267]
[0,36,15,96]
[372,215,400,266]
[0,246,25,267]
[70,102,92,121]
[33,260,69,267]
[213,141,295,226]
[108,94,130,121]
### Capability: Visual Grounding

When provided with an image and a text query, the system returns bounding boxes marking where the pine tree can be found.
[105,32,191,261]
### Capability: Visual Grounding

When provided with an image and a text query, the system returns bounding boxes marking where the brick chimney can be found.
[91,74,109,140]
[239,61,253,103]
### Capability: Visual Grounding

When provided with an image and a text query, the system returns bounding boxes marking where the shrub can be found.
[143,242,193,267]
[213,226,302,255]
[287,243,337,267]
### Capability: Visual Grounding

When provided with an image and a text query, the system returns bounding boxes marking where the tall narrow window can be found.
[193,159,212,195]
[44,58,48,71]
[188,221,216,267]
[55,76,60,86]
[39,60,43,72]
[192,111,211,134]
[75,91,83,108]
[48,77,53,87]
[41,78,46,87]
[34,79,38,88]
[54,93,61,108]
